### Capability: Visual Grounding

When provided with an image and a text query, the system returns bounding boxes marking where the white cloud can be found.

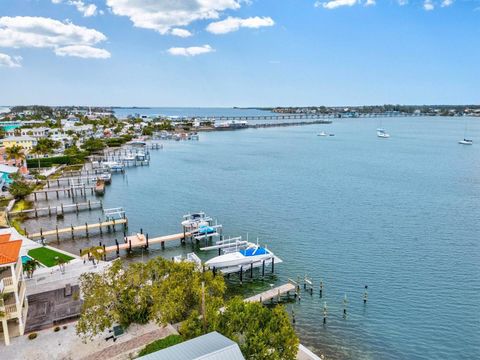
[206,16,274,34]
[441,0,453,7]
[397,0,408,5]
[106,0,241,34]
[55,45,111,58]
[0,16,110,59]
[167,44,214,57]
[364,0,376,6]
[423,0,434,10]
[0,53,22,68]
[52,0,98,17]
[315,0,357,9]
[171,28,193,38]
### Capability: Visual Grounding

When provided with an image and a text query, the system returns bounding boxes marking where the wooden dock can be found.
[32,185,95,200]
[8,200,103,218]
[101,231,193,255]
[27,218,127,240]
[245,282,297,303]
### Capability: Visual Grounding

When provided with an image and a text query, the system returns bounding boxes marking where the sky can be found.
[0,0,478,107]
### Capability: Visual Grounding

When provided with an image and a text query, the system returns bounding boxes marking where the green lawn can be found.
[137,335,183,357]
[28,247,74,267]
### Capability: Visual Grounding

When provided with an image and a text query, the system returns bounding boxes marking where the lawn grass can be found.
[28,247,74,267]
[137,334,183,357]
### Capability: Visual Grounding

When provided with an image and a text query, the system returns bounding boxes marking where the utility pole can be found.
[202,281,207,333]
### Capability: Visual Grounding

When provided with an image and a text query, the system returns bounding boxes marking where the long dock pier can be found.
[8,200,103,218]
[32,185,95,200]
[245,282,298,303]
[248,119,332,129]
[26,218,127,240]
[46,176,105,187]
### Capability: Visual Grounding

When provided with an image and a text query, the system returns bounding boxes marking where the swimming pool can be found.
[21,255,33,264]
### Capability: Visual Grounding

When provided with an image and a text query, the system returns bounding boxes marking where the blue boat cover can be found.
[240,247,270,257]
[199,226,215,234]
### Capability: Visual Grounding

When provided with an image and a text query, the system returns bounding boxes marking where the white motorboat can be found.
[181,212,212,228]
[205,242,273,268]
[377,128,390,138]
[317,131,327,136]
[102,161,124,171]
[459,139,473,145]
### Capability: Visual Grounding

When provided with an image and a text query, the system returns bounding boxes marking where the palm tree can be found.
[55,257,69,274]
[30,145,44,169]
[23,259,40,279]
[5,145,25,167]
[80,246,104,266]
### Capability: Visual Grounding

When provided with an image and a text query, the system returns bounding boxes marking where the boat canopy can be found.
[240,247,270,257]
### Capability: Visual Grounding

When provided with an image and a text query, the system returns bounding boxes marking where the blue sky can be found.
[0,0,478,107]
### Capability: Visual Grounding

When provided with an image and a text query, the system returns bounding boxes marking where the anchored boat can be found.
[95,179,105,195]
[377,128,390,138]
[459,139,473,145]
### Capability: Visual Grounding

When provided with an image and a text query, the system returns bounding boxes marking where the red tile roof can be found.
[0,240,22,265]
[0,233,12,244]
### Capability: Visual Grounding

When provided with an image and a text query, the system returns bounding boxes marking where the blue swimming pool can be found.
[21,255,32,264]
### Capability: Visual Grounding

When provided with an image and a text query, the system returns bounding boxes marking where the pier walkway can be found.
[8,200,102,218]
[245,283,297,303]
[27,218,127,239]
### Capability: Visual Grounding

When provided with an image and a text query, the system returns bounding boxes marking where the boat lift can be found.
[104,207,126,221]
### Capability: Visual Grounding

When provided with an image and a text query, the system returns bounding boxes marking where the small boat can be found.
[377,128,390,138]
[181,212,211,228]
[95,179,105,195]
[98,173,111,184]
[459,139,473,145]
[205,242,273,268]
[317,131,327,136]
[124,155,136,161]
[329,133,335,136]
[103,161,124,172]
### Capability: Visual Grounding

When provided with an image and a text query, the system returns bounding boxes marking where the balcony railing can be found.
[0,300,18,320]
[0,276,14,293]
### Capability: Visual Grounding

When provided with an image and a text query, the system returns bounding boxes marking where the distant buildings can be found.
[1,137,37,151]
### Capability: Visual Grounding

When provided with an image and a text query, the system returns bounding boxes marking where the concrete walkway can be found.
[1,321,176,360]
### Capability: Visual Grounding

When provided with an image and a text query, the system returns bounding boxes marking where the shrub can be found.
[54,326,60,332]
[138,335,183,356]
[28,333,37,340]
[63,325,68,330]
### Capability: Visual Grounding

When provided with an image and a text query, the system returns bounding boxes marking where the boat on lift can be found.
[98,172,111,184]
[205,242,274,268]
[181,212,212,229]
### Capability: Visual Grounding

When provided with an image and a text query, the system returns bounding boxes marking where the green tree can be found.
[5,145,25,166]
[23,259,40,278]
[76,258,225,340]
[9,180,33,199]
[81,138,105,154]
[181,297,299,360]
[80,246,104,265]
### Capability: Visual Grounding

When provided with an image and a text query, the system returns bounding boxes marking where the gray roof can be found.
[139,332,245,360]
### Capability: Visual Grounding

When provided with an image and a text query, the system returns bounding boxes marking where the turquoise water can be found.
[28,115,480,359]
[21,255,32,264]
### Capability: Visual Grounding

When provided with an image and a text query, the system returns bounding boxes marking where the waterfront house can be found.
[0,233,28,346]
[0,164,21,189]
[2,136,37,151]
[0,148,25,168]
